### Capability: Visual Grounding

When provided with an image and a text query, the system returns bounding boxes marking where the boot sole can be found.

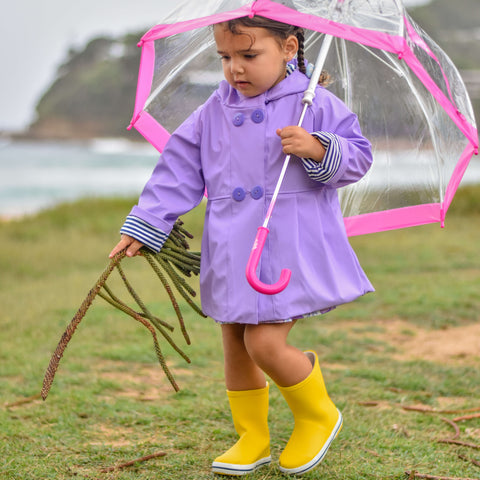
[279,409,343,476]
[212,456,271,476]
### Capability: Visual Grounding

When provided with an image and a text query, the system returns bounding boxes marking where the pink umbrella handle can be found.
[246,226,292,295]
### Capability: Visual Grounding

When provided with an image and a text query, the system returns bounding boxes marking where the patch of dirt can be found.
[96,360,192,401]
[87,424,138,447]
[341,318,480,364]
[382,320,480,364]
[436,396,474,409]
[322,362,350,371]
[465,428,480,440]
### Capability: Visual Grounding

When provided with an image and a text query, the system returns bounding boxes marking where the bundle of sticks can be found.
[41,219,205,398]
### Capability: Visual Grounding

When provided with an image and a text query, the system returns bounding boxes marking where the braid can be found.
[295,28,307,75]
[295,27,332,86]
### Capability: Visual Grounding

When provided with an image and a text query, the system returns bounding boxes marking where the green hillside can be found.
[29,33,144,140]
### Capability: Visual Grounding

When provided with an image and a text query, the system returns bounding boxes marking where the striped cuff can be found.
[120,215,169,253]
[302,132,341,183]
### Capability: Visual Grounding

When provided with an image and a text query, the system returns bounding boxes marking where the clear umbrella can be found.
[127,0,478,291]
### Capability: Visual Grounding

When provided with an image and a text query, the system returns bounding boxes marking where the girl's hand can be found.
[109,234,144,258]
[276,126,326,162]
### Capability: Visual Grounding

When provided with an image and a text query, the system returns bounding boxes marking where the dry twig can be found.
[402,406,480,415]
[440,417,461,440]
[4,393,42,408]
[358,402,480,416]
[458,454,480,468]
[361,448,382,458]
[100,451,167,472]
[359,400,480,477]
[438,439,480,450]
[454,413,480,422]
[405,471,480,480]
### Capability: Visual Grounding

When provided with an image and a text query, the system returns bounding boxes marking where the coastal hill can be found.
[27,0,480,140]
[28,32,144,140]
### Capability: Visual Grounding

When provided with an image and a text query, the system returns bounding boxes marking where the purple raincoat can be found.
[126,69,374,324]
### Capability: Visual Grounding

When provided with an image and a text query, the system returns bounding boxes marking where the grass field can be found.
[1,187,480,480]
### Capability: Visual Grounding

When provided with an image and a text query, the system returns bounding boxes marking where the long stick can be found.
[41,251,125,400]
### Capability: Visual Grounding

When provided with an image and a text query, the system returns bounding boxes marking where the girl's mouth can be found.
[235,81,250,89]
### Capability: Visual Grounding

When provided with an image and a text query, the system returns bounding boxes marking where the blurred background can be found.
[1,0,479,218]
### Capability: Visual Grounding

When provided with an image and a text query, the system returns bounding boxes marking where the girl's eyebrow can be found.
[217,48,262,55]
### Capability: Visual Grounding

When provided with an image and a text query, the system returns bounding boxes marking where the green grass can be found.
[1,189,480,480]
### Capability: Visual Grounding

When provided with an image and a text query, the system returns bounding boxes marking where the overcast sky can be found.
[1,0,430,132]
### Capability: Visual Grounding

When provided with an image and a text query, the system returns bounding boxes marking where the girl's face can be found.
[214,24,298,97]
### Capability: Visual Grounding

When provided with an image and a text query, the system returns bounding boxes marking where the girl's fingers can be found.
[109,235,139,258]
[109,243,125,258]
[126,240,143,257]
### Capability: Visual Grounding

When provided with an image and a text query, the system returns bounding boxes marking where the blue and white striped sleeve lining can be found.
[301,132,341,183]
[120,215,169,253]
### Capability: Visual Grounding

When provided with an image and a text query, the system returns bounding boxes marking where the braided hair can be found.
[220,16,330,86]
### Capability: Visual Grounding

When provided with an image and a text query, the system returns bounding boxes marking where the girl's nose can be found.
[230,58,244,74]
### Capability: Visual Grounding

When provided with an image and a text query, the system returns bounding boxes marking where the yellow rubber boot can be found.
[212,384,271,476]
[277,351,343,476]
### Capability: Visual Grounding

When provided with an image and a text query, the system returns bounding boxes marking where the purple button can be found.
[233,113,244,126]
[232,187,246,201]
[250,185,264,200]
[251,109,264,123]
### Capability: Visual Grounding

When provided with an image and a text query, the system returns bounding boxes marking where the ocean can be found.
[0,139,159,218]
[1,138,479,219]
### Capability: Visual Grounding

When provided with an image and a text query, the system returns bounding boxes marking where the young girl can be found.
[110,15,373,477]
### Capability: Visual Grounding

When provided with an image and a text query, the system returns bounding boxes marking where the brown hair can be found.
[218,16,330,86]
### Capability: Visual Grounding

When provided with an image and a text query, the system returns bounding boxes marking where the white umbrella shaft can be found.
[262,34,334,229]
[247,34,335,295]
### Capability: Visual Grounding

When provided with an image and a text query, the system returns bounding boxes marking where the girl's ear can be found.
[284,34,299,61]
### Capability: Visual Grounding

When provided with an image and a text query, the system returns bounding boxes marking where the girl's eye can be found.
[220,55,230,61]
[244,54,257,59]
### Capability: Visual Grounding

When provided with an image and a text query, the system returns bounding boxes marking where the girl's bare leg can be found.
[244,322,312,387]
[221,323,266,390]
[213,324,271,475]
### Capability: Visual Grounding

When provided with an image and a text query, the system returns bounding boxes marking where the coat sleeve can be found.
[301,87,372,188]
[120,109,205,252]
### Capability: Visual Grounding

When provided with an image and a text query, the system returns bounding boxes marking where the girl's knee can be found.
[244,324,290,367]
[244,327,268,357]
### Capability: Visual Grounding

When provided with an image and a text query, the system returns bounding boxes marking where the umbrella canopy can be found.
[127,0,478,236]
